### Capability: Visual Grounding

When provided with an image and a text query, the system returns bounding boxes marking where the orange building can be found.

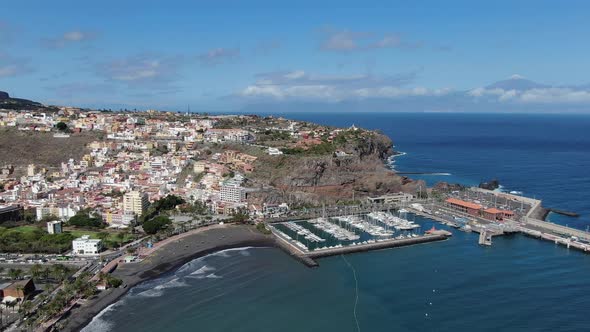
[483,208,515,221]
[445,198,482,216]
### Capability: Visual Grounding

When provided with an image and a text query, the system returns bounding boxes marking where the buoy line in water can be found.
[341,255,361,332]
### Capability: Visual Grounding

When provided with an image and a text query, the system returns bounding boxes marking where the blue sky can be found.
[1,0,590,112]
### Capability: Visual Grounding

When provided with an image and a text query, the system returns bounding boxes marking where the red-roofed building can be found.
[483,207,515,221]
[445,198,482,216]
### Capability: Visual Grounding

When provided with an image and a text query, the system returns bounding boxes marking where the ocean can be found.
[83,113,590,332]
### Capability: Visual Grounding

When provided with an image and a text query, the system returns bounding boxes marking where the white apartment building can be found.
[220,184,245,203]
[36,205,79,221]
[123,190,149,216]
[72,235,102,255]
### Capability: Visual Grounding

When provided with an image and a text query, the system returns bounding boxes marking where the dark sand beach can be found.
[60,224,275,332]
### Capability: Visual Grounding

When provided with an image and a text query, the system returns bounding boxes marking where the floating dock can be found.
[269,222,450,267]
[306,234,449,259]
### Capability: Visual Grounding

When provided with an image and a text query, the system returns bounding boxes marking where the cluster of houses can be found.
[0,110,323,233]
[0,108,374,251]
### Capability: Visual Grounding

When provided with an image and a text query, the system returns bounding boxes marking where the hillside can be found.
[0,128,100,176]
[240,131,425,206]
[0,90,50,111]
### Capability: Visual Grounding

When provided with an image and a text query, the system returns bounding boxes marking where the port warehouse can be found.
[445,198,515,221]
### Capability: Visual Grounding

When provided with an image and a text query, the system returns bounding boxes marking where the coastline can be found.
[60,225,275,332]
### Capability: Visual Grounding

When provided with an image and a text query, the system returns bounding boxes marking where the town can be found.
[0,105,418,330]
[1,106,589,331]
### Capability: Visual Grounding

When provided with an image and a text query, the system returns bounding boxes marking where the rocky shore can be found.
[59,225,275,332]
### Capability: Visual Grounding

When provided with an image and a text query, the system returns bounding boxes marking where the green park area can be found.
[0,225,135,253]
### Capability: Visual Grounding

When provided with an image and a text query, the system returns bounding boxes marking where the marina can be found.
[270,185,590,269]
[269,211,452,266]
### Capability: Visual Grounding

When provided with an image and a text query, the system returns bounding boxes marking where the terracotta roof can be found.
[446,198,482,210]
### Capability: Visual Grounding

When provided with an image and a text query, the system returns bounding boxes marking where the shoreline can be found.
[60,225,275,332]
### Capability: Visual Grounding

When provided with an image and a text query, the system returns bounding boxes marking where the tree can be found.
[107,276,123,288]
[41,267,51,280]
[8,268,23,280]
[68,211,104,228]
[116,231,126,244]
[51,264,69,282]
[18,300,33,320]
[230,209,250,224]
[30,264,43,280]
[142,215,171,234]
[96,232,110,242]
[55,122,68,132]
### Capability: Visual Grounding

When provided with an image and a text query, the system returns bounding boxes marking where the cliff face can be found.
[248,132,423,205]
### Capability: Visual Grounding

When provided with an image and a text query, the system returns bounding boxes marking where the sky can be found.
[1,0,590,112]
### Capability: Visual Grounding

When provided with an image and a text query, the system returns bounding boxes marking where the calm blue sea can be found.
[83,113,590,332]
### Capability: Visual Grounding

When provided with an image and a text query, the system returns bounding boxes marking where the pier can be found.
[412,187,590,253]
[306,234,449,259]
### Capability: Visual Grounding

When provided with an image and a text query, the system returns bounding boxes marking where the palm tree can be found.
[51,264,69,282]
[30,263,43,280]
[8,268,23,280]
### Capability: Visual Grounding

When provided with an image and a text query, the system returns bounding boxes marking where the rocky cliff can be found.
[248,132,424,205]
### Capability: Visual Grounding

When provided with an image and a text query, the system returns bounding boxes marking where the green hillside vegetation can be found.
[0,226,134,252]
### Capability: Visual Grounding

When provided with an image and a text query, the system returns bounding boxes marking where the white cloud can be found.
[371,35,401,49]
[97,54,184,87]
[520,88,590,103]
[319,28,420,52]
[43,30,96,48]
[197,47,239,66]
[284,70,306,80]
[468,86,590,104]
[0,53,33,77]
[237,69,447,101]
[319,29,364,51]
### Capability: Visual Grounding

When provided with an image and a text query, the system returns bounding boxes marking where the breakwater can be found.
[306,234,449,259]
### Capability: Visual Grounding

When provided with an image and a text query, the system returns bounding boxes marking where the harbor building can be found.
[46,220,63,234]
[123,190,150,216]
[367,193,414,204]
[445,198,482,216]
[72,235,102,255]
[483,207,515,221]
